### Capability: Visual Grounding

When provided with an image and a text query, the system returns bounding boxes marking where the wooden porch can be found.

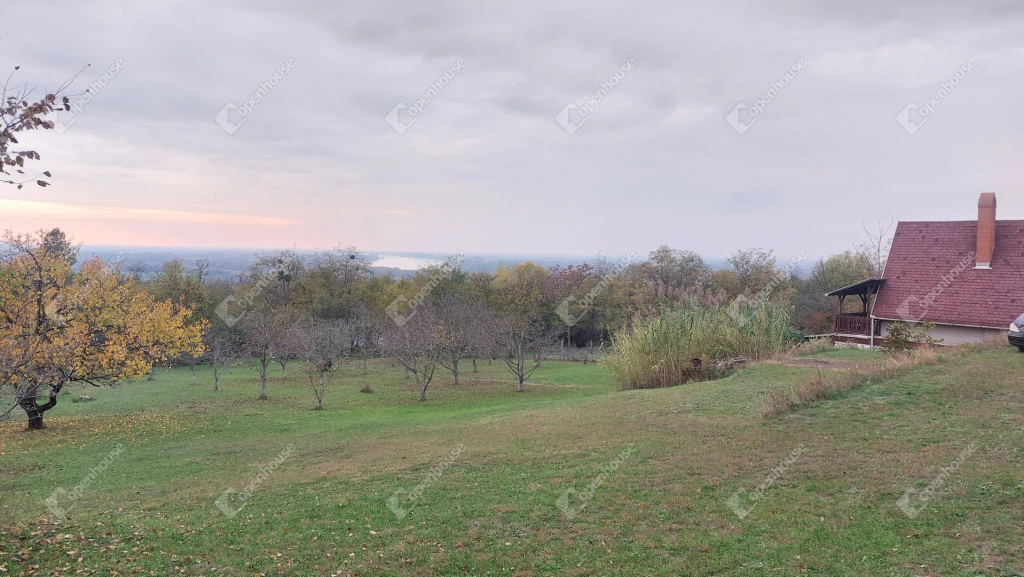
[826,279,885,337]
[834,312,881,336]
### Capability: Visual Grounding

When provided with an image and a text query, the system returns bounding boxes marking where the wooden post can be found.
[836,295,845,333]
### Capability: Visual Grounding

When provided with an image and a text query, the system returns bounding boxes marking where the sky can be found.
[2,0,1024,261]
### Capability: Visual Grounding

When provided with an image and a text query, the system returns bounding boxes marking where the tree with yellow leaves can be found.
[0,229,206,429]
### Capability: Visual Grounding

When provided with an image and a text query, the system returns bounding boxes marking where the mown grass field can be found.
[1,347,1022,576]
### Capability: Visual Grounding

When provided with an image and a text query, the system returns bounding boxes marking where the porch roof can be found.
[825,278,885,297]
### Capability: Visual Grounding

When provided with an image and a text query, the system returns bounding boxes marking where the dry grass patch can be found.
[760,346,944,418]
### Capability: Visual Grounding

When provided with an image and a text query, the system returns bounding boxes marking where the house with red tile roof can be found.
[827,193,1024,346]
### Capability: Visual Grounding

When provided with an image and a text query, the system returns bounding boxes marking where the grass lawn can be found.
[1,348,1022,576]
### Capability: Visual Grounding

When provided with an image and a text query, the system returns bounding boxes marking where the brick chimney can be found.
[975,192,997,269]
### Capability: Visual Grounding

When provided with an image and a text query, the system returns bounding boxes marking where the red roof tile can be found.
[872,220,1024,329]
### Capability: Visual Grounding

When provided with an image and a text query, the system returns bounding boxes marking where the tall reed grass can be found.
[605,299,797,390]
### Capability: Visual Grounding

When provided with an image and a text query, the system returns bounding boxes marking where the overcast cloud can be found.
[3,0,1023,260]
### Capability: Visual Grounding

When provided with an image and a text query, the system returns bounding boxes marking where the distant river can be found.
[371,255,440,271]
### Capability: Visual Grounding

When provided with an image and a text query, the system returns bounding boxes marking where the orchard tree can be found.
[490,263,554,390]
[0,230,206,429]
[380,307,442,402]
[352,305,383,375]
[543,263,597,352]
[292,317,351,410]
[294,245,371,319]
[433,296,488,384]
[495,312,554,392]
[147,258,211,384]
[467,304,499,374]
[272,331,300,377]
[204,328,240,392]
[240,305,290,400]
[249,250,304,308]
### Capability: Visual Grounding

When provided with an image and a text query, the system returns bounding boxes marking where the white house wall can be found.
[877,321,1005,345]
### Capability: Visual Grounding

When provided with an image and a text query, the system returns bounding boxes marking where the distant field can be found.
[1,348,1022,576]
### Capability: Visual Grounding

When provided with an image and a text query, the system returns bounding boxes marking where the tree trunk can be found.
[259,359,269,400]
[472,357,478,373]
[419,384,427,402]
[517,357,525,392]
[452,358,459,385]
[147,367,155,381]
[281,362,287,377]
[362,355,368,375]
[20,391,57,430]
[191,360,197,385]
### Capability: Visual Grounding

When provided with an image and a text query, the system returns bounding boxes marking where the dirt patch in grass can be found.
[778,358,861,370]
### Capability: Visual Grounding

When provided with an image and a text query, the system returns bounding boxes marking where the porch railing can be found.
[834,313,880,336]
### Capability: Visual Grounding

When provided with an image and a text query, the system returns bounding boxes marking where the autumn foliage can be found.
[0,230,206,429]
[0,65,79,188]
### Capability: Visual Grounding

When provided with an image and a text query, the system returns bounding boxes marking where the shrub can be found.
[359,383,374,394]
[881,322,942,355]
[881,322,913,354]
[605,299,797,390]
[72,395,94,403]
